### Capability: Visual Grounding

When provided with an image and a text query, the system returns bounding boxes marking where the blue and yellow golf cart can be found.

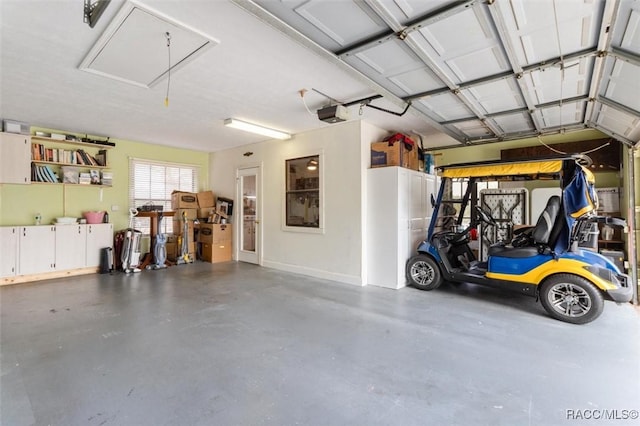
[406,155,632,324]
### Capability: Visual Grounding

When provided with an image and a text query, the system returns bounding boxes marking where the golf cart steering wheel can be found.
[475,206,497,227]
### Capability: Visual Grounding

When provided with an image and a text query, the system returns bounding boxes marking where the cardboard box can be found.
[201,242,232,263]
[167,243,195,262]
[198,223,232,244]
[197,207,215,219]
[371,141,419,170]
[165,241,177,260]
[174,208,197,221]
[197,191,215,208]
[171,191,198,209]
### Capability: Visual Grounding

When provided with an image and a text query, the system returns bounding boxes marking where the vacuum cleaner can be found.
[148,212,168,270]
[121,208,142,274]
[175,211,193,265]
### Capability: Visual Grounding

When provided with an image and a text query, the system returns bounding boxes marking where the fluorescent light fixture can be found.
[224,118,291,140]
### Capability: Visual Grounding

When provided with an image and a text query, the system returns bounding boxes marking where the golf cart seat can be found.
[489,196,562,258]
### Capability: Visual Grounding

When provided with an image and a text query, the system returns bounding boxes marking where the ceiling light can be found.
[224,118,291,140]
[307,159,318,171]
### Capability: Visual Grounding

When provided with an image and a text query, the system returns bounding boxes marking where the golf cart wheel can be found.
[406,254,443,291]
[539,274,604,324]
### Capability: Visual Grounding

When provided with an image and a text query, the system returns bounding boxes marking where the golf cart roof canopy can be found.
[438,155,594,181]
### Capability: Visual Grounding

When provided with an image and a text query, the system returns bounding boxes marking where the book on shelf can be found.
[31,143,100,166]
[79,172,91,185]
[31,164,59,183]
[100,171,113,186]
[95,150,107,166]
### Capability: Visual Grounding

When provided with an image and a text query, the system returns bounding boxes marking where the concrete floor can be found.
[1,262,638,426]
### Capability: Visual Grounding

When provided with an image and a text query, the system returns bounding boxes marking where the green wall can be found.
[0,128,209,231]
[432,129,622,188]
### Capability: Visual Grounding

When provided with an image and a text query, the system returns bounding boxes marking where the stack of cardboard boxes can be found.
[198,223,232,263]
[168,190,233,263]
[169,191,198,262]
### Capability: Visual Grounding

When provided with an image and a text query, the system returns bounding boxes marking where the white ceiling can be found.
[1,0,639,153]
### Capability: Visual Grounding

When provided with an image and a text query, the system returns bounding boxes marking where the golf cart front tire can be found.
[406,254,443,291]
[539,274,604,324]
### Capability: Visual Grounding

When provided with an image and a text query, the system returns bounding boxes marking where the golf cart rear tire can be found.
[539,274,604,324]
[406,254,443,291]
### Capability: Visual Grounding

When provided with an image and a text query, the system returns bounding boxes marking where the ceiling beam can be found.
[609,46,640,67]
[336,0,477,57]
[230,0,465,144]
[438,96,588,126]
[597,95,640,118]
[426,123,590,151]
[361,0,504,139]
[485,0,542,133]
[584,0,620,127]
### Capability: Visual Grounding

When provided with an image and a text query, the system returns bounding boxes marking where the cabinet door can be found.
[408,171,428,254]
[0,227,19,278]
[0,132,31,184]
[18,226,55,275]
[55,225,86,270]
[86,224,113,267]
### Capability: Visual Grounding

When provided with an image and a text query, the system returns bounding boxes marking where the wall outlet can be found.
[111,205,119,211]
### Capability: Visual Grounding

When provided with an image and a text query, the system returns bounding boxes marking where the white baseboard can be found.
[262,260,364,286]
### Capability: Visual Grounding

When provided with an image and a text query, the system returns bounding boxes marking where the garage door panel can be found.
[417,93,474,122]
[594,104,640,140]
[388,67,444,96]
[496,0,603,65]
[449,120,493,139]
[539,102,586,128]
[492,112,535,134]
[463,78,525,115]
[294,0,387,47]
[602,60,640,114]
[611,3,640,55]
[372,0,453,23]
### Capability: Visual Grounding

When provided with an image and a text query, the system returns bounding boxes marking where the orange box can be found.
[198,223,232,244]
[201,242,232,263]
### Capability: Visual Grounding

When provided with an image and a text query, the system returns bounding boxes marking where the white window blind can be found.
[128,158,198,234]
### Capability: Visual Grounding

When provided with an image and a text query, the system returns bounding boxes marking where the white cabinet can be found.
[0,132,31,184]
[2,224,113,283]
[18,226,56,275]
[85,223,113,267]
[55,224,87,270]
[0,227,19,278]
[366,167,437,289]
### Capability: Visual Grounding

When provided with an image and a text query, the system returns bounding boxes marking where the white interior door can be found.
[237,166,261,264]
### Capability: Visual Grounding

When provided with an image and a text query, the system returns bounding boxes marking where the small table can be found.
[136,210,175,269]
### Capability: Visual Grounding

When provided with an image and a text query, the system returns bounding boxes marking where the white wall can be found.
[210,120,389,285]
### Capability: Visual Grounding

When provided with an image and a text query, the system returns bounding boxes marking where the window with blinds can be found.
[128,158,199,234]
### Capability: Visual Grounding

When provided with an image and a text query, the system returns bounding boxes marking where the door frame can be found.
[236,164,262,265]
